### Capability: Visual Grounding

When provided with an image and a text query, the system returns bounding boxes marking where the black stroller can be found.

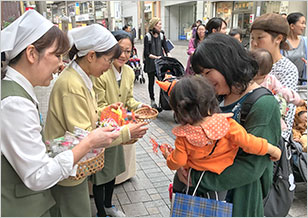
[154,57,185,111]
[127,47,146,84]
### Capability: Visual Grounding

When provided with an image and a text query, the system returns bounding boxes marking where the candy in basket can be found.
[46,127,105,180]
[99,106,138,144]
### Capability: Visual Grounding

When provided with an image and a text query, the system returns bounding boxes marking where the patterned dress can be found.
[270,56,299,140]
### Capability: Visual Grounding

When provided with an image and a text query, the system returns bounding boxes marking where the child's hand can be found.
[161,144,173,159]
[267,143,282,161]
[161,146,170,159]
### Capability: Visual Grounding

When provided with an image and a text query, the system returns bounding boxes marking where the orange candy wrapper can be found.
[150,137,173,154]
[100,106,136,126]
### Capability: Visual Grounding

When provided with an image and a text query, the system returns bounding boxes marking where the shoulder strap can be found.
[160,32,164,40]
[146,32,151,44]
[240,87,272,125]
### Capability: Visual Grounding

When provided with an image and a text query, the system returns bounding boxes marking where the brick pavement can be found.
[89,41,307,217]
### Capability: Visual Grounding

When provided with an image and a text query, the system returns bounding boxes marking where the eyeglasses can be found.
[122,49,132,56]
[102,56,113,64]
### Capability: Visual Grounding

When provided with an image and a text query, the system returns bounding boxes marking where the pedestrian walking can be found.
[1,10,120,217]
[91,30,149,217]
[174,33,281,216]
[44,24,145,217]
[250,13,299,141]
[143,17,170,109]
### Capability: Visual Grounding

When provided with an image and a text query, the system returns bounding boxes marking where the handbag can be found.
[171,169,233,217]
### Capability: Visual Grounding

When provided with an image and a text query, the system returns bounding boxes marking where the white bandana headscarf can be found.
[68,24,117,57]
[1,10,53,61]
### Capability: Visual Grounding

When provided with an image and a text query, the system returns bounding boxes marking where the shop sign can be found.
[75,14,93,21]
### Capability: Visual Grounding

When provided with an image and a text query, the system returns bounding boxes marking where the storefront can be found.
[179,2,196,40]
[214,1,285,45]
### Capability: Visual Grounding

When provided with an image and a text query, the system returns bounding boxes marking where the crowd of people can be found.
[1,8,307,218]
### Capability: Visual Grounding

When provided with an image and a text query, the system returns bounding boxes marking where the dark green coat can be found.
[1,80,55,217]
[191,95,281,217]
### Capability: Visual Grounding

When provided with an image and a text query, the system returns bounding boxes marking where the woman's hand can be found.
[301,57,307,65]
[87,127,121,148]
[177,167,191,186]
[141,104,151,109]
[128,122,148,139]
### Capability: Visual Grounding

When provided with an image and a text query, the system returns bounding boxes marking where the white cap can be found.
[68,24,117,57]
[1,10,54,61]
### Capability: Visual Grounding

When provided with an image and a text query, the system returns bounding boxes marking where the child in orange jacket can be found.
[162,76,281,174]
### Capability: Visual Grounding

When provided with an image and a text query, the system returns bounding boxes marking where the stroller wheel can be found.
[139,77,143,84]
[142,78,145,83]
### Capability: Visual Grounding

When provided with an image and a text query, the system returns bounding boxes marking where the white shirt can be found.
[1,66,76,191]
[72,61,93,92]
[112,64,123,82]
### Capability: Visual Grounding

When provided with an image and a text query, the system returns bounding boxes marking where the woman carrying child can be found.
[163,76,281,198]
[174,33,281,217]
[250,48,305,131]
[250,13,299,142]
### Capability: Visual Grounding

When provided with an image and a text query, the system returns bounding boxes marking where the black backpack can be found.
[289,136,307,183]
[240,87,295,217]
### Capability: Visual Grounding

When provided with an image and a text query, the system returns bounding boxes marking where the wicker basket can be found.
[69,148,105,180]
[135,107,159,123]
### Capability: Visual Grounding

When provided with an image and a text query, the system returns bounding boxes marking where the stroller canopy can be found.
[155,57,185,81]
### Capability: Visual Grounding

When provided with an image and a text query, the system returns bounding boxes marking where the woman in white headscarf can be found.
[44,24,148,217]
[1,10,120,217]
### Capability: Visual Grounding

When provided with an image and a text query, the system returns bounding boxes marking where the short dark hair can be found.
[205,17,227,35]
[169,76,221,125]
[249,48,273,76]
[229,28,242,39]
[287,12,305,25]
[113,30,133,46]
[122,24,131,31]
[191,33,258,94]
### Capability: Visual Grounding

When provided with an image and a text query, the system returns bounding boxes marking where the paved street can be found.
[34,40,307,217]
[88,41,307,217]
